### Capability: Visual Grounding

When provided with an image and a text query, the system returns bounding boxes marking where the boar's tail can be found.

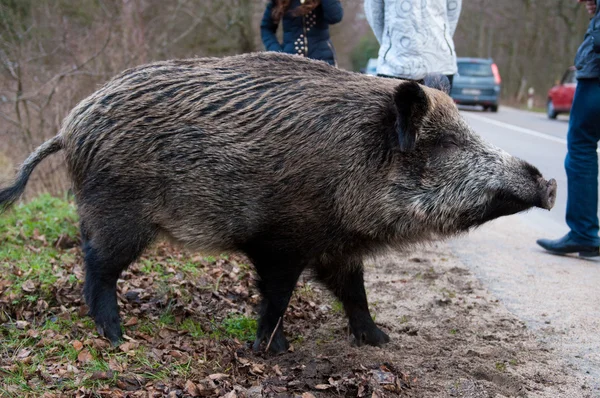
[0,135,64,212]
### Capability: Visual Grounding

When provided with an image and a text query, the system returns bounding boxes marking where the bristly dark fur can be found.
[0,52,553,353]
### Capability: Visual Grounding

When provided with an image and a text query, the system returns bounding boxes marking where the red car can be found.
[547,66,576,119]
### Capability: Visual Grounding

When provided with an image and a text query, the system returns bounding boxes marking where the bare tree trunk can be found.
[477,0,486,57]
[122,0,147,65]
[487,26,494,58]
[237,0,257,53]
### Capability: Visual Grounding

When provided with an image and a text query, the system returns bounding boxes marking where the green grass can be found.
[0,194,262,396]
[139,312,257,342]
[331,299,344,315]
[139,258,164,274]
[158,306,176,326]
[0,318,193,394]
[0,324,120,395]
[0,193,78,245]
[0,196,137,392]
[220,314,257,341]
[175,259,203,277]
[292,334,305,344]
[180,318,206,338]
[136,321,158,337]
[0,364,35,396]
[0,194,79,301]
[135,310,258,343]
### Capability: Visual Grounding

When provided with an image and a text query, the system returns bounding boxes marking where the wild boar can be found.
[0,52,556,353]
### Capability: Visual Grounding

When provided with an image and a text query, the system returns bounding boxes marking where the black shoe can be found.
[536,234,600,257]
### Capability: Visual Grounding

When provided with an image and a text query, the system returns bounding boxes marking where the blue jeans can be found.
[565,78,600,246]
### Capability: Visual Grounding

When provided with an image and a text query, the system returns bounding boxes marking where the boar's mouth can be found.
[479,191,533,224]
[477,178,557,225]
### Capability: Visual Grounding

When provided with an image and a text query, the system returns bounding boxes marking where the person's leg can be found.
[445,74,454,92]
[565,78,600,246]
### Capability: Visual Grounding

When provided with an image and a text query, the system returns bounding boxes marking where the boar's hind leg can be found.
[249,252,305,354]
[315,259,390,347]
[81,217,156,345]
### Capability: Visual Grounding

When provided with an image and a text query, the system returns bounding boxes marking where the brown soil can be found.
[269,244,591,397]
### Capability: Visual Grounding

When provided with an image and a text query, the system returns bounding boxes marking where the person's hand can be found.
[586,1,597,15]
[577,0,597,15]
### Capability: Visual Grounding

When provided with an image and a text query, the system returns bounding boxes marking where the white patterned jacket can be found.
[364,0,462,79]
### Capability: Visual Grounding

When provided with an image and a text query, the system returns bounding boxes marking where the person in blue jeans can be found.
[260,0,343,66]
[537,0,600,257]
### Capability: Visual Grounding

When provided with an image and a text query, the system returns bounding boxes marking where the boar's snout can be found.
[475,158,557,226]
[539,178,557,210]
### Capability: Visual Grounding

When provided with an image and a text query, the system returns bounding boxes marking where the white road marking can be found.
[462,112,567,145]
[463,112,600,154]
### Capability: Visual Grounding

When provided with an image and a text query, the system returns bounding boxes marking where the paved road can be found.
[451,106,600,391]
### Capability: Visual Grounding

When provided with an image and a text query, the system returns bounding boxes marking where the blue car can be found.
[451,58,501,112]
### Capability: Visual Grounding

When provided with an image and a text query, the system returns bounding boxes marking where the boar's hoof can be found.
[252,327,289,354]
[95,319,123,346]
[351,324,390,347]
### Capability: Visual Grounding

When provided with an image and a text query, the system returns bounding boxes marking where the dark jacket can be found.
[260,0,343,66]
[575,0,600,79]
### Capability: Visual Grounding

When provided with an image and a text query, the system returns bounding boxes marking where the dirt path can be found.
[275,243,592,397]
[449,214,600,394]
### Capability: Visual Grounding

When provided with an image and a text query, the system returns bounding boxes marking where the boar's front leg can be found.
[315,258,390,347]
[249,251,305,354]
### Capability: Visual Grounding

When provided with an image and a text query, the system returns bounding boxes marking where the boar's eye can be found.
[438,136,461,150]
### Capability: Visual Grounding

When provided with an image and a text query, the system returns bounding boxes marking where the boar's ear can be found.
[393,81,429,152]
[422,73,451,94]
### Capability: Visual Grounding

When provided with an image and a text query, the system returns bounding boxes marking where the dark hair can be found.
[271,0,321,21]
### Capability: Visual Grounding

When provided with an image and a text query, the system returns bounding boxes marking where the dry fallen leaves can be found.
[208,373,229,381]
[370,369,396,385]
[124,316,139,326]
[15,320,29,330]
[92,338,111,350]
[91,370,114,380]
[119,341,139,353]
[185,380,200,397]
[16,348,31,359]
[26,328,39,338]
[77,349,93,364]
[21,280,36,293]
[71,340,83,351]
[3,238,348,397]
